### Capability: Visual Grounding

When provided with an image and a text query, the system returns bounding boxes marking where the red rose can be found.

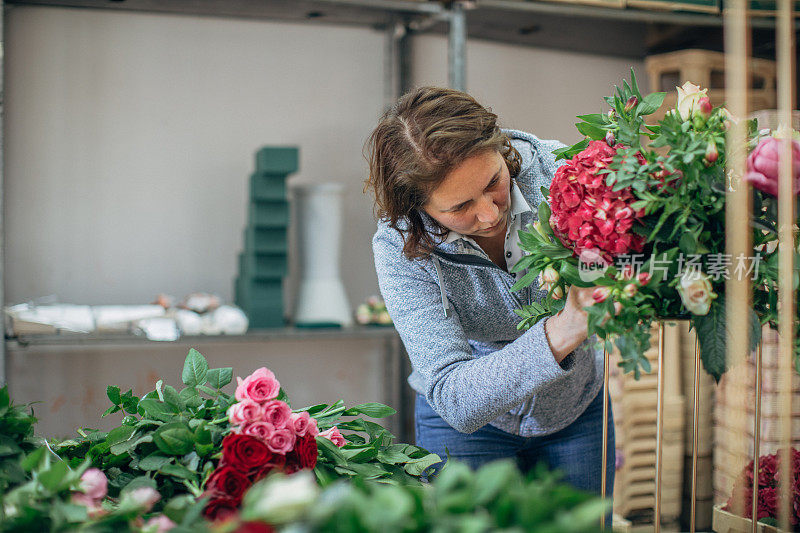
[234,522,276,533]
[223,434,273,472]
[295,435,318,469]
[203,496,240,522]
[284,437,315,474]
[248,454,287,483]
[206,466,252,500]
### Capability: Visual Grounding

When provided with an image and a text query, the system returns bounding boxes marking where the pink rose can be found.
[227,399,264,427]
[144,515,177,533]
[241,421,275,442]
[319,427,346,448]
[71,492,102,513]
[266,427,296,454]
[290,412,319,437]
[261,400,292,428]
[745,136,800,197]
[123,486,160,512]
[80,468,108,500]
[235,367,280,403]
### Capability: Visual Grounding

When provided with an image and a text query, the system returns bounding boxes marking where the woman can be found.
[365,87,614,500]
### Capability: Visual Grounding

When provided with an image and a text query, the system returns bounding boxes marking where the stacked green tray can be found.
[235,146,299,329]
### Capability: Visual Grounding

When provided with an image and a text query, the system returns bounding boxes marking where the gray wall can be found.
[5,6,645,311]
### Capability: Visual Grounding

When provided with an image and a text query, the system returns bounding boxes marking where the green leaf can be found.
[179,387,203,409]
[153,422,195,456]
[693,296,760,382]
[403,453,441,476]
[315,436,348,467]
[121,475,157,493]
[138,398,176,422]
[38,460,71,492]
[21,447,47,472]
[107,385,121,405]
[182,349,209,387]
[637,92,666,116]
[161,462,197,480]
[105,425,136,447]
[576,122,606,140]
[138,454,172,471]
[553,139,589,161]
[162,385,186,412]
[343,403,396,418]
[205,368,233,389]
[576,113,606,125]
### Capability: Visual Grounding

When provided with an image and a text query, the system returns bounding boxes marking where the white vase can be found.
[291,183,352,327]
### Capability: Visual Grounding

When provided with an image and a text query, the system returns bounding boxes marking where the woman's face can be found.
[423,149,511,239]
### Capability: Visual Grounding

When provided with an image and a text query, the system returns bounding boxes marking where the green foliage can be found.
[238,460,608,532]
[54,350,236,502]
[0,386,39,496]
[301,400,438,486]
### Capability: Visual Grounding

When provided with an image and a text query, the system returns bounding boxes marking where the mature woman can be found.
[365,87,614,501]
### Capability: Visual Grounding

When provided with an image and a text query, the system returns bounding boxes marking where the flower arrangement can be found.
[202,367,327,521]
[513,70,800,380]
[726,448,800,527]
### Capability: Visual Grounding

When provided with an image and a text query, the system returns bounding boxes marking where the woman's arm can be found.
[373,229,586,434]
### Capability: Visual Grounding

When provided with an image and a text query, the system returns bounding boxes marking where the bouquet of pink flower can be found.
[202,367,346,522]
[513,70,800,380]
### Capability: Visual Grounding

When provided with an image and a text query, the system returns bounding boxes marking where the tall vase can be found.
[291,183,352,327]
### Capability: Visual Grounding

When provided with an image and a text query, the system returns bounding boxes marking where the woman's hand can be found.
[544,286,619,363]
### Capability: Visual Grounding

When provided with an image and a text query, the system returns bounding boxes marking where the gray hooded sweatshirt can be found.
[372,129,604,436]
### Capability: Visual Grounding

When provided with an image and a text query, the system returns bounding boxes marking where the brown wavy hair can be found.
[364,86,521,260]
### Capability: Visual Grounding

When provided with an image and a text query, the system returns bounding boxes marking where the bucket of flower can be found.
[512,69,800,382]
[712,448,800,533]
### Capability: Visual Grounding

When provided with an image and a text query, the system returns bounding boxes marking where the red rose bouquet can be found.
[726,448,800,526]
[203,367,344,522]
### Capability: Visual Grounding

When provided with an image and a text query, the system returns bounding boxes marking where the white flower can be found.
[676,269,717,316]
[676,81,709,121]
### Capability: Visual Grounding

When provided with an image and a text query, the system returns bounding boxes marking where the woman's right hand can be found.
[544,286,619,363]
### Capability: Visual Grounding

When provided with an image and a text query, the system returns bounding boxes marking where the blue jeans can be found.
[415,389,615,526]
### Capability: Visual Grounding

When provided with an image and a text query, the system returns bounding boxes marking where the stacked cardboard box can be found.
[611,322,685,526]
[234,146,298,329]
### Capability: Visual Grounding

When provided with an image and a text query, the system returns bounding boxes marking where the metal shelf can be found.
[7,325,399,348]
[5,0,444,28]
[7,0,795,58]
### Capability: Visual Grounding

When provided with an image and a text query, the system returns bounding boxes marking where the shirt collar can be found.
[443,180,532,244]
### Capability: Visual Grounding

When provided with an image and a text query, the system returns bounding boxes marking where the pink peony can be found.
[227,399,264,427]
[261,400,292,428]
[235,367,280,403]
[144,514,177,533]
[290,412,319,437]
[319,427,346,448]
[241,421,275,442]
[265,427,296,454]
[79,468,108,500]
[745,136,800,197]
[550,141,647,262]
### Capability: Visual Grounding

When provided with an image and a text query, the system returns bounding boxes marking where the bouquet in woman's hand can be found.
[513,69,800,380]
